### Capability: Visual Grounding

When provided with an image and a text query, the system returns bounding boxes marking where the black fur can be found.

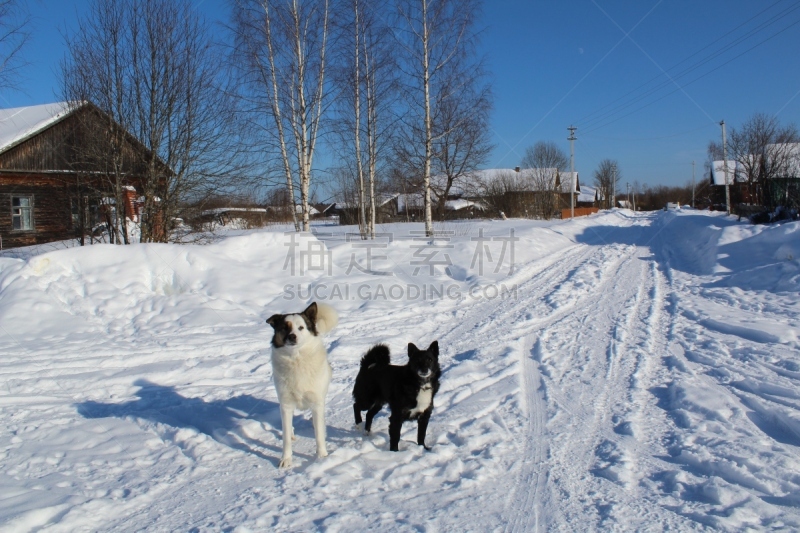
[266,302,319,347]
[352,341,441,451]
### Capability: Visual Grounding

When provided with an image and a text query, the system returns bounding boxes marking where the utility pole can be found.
[626,182,630,209]
[568,126,576,219]
[612,163,617,209]
[691,160,696,209]
[721,120,731,215]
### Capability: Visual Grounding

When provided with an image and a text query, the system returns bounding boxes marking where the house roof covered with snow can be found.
[0,102,78,155]
[559,171,580,194]
[396,192,424,212]
[446,198,485,211]
[577,185,602,203]
[332,193,399,210]
[432,168,579,196]
[710,160,746,186]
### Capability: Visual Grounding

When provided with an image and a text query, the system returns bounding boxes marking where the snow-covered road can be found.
[2,210,799,531]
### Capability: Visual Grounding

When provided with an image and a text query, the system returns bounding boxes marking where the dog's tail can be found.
[315,302,339,335]
[360,344,390,369]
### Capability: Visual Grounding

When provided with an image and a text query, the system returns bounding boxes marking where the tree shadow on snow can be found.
[76,379,291,465]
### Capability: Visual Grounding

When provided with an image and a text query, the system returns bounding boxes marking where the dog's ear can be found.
[428,340,439,358]
[266,314,284,329]
[303,302,318,323]
[408,342,419,356]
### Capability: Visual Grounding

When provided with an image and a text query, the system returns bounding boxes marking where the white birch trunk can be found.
[421,0,433,237]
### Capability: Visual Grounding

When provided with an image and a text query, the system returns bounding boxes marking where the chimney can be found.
[514,166,520,173]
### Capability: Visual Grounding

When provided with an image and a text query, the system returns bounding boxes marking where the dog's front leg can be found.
[417,409,432,451]
[279,403,295,468]
[311,402,328,459]
[388,413,403,451]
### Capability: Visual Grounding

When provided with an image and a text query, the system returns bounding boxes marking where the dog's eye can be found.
[299,326,304,331]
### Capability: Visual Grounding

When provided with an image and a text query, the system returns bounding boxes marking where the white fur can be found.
[271,304,338,468]
[314,302,338,336]
[409,383,433,418]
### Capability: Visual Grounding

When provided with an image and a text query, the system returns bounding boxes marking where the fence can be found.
[561,207,599,219]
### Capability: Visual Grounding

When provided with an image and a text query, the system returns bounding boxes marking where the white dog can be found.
[266,301,338,468]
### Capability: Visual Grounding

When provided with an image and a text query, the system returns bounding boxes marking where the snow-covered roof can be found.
[0,102,79,154]
[710,145,800,185]
[397,193,424,212]
[202,207,269,216]
[559,171,580,194]
[445,199,485,211]
[432,168,579,196]
[710,160,746,186]
[296,204,320,215]
[766,143,800,176]
[577,185,602,203]
[332,193,398,210]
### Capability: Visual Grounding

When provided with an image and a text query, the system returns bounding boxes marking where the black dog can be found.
[352,341,440,451]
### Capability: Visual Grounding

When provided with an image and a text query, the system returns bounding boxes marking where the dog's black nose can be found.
[288,333,297,343]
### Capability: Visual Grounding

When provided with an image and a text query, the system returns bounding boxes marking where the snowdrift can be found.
[2,210,800,531]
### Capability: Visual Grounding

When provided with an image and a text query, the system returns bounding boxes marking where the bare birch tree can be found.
[520,141,568,218]
[62,0,133,245]
[593,158,620,210]
[394,0,484,236]
[430,71,492,219]
[232,0,331,232]
[63,0,239,243]
[727,113,799,206]
[0,0,29,94]
[331,0,397,238]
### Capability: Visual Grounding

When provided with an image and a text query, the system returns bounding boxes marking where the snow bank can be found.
[0,232,321,340]
[3,210,800,531]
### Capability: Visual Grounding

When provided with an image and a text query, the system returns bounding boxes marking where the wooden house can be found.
[456,168,580,219]
[576,184,603,208]
[708,160,753,209]
[0,102,154,249]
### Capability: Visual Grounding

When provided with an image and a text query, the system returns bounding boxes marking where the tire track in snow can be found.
[392,237,642,531]
[556,251,692,531]
[505,335,549,533]
[450,238,647,530]
[543,248,646,528]
[520,243,694,530]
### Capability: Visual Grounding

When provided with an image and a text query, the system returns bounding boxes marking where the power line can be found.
[576,0,794,127]
[582,123,713,142]
[582,15,800,135]
[576,1,800,133]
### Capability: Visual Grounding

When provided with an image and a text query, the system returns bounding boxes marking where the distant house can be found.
[576,184,603,208]
[334,167,583,225]
[442,198,485,219]
[709,148,800,211]
[0,102,153,249]
[708,160,751,208]
[330,193,400,225]
[763,143,800,209]
[311,202,336,219]
[431,168,580,219]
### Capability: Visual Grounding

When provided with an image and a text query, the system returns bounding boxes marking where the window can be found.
[12,196,33,230]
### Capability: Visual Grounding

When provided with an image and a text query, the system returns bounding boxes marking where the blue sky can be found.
[7,0,800,188]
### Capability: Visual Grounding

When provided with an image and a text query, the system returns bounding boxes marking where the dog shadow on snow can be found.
[75,379,350,468]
